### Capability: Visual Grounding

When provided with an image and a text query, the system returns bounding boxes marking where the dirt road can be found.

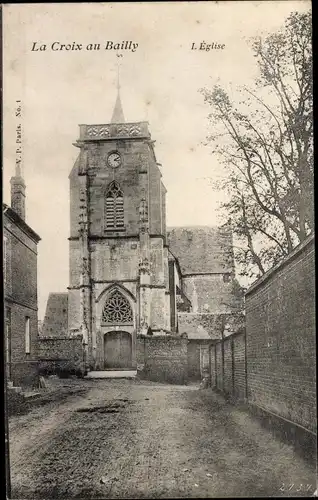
[9,379,316,498]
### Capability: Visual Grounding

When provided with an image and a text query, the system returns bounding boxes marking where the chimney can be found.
[10,164,26,220]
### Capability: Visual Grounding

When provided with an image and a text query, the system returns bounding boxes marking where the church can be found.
[42,88,242,376]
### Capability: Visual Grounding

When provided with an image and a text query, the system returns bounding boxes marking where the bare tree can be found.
[200,11,313,279]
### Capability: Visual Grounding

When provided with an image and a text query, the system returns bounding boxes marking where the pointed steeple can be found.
[111,56,125,123]
[111,91,125,123]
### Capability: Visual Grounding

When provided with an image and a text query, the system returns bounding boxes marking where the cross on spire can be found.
[111,54,125,124]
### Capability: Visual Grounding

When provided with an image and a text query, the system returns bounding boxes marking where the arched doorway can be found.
[104,331,132,369]
[101,288,134,369]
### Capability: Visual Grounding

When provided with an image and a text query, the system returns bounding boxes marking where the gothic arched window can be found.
[105,181,124,230]
[101,290,133,324]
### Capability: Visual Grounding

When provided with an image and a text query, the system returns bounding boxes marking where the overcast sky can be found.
[3,1,309,319]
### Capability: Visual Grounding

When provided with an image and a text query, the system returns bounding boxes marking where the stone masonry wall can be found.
[38,336,85,375]
[223,338,233,395]
[245,234,316,433]
[137,335,188,384]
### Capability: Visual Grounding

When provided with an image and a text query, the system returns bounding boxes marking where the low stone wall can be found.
[137,335,188,385]
[37,335,85,376]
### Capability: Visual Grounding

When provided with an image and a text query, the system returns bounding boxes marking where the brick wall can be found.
[211,331,247,401]
[38,335,85,375]
[215,342,223,391]
[223,337,233,394]
[5,278,39,389]
[210,345,216,388]
[233,333,247,400]
[6,302,38,362]
[4,211,40,388]
[11,236,38,308]
[4,218,38,310]
[245,234,316,434]
[137,335,188,384]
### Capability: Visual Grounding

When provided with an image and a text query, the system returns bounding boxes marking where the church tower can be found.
[68,89,170,371]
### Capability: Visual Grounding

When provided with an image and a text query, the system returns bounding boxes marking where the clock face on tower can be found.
[107,152,121,168]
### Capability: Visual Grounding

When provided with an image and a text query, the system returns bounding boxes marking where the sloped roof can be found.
[178,312,221,340]
[167,226,233,275]
[42,293,68,337]
[3,204,41,243]
[187,326,212,340]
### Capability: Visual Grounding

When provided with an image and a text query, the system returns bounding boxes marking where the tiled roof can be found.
[167,226,233,275]
[42,293,68,337]
[3,204,41,243]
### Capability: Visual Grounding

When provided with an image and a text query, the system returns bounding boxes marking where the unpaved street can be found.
[9,379,316,498]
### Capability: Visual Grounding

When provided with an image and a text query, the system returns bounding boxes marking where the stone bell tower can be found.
[68,86,171,371]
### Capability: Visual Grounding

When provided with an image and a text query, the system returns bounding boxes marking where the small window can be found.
[25,317,30,354]
[223,273,231,283]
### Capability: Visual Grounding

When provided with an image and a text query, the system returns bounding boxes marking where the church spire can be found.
[111,56,125,123]
[111,91,125,123]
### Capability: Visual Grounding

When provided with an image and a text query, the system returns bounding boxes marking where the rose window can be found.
[101,290,133,324]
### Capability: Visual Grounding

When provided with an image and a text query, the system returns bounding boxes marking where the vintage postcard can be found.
[3,1,315,499]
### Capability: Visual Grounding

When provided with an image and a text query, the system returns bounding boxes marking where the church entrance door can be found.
[104,331,132,369]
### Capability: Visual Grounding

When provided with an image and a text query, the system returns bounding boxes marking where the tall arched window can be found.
[105,181,124,230]
[101,290,133,324]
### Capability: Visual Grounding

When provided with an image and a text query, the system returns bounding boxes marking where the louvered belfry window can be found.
[105,181,124,229]
[102,290,133,324]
